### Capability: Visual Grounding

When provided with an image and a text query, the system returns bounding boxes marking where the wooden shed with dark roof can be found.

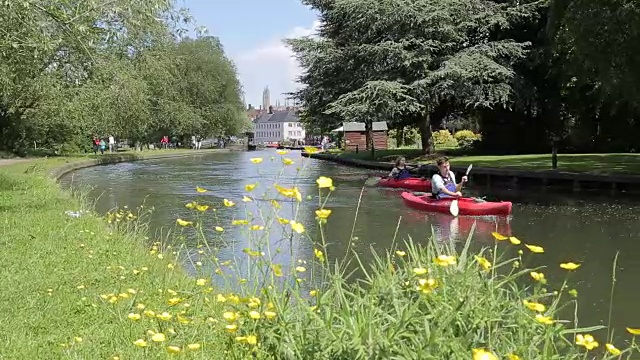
[331,121,389,151]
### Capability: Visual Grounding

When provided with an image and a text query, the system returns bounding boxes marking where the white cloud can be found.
[234,20,321,108]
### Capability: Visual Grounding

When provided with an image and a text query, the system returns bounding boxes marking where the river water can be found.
[59,149,640,342]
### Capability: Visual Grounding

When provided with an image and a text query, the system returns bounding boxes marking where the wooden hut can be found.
[331,121,388,151]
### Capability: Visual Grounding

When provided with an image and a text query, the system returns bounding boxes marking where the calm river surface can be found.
[59,149,640,342]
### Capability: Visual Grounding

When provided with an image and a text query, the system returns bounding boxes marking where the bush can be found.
[432,129,458,147]
[454,130,481,150]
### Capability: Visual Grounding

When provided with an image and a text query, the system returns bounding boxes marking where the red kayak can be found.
[377,177,432,192]
[400,192,512,216]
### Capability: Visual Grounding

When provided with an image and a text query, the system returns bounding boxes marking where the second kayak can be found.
[376,177,432,192]
[400,192,513,216]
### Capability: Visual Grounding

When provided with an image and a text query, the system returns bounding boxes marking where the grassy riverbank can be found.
[1,153,638,358]
[331,149,640,175]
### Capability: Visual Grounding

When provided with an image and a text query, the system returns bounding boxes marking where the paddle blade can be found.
[450,199,459,217]
[466,164,473,175]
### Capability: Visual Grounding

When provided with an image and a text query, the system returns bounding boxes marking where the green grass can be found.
[333,150,640,175]
[0,155,636,359]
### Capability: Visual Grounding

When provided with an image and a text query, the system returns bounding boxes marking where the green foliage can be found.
[0,1,246,154]
[454,130,481,150]
[288,0,531,153]
[432,130,457,147]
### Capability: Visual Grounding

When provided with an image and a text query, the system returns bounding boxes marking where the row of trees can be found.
[1,0,248,154]
[288,0,640,155]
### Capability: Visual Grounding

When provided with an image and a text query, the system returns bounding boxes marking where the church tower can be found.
[262,86,271,111]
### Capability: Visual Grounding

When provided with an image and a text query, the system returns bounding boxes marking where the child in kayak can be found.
[388,156,415,180]
[431,156,467,199]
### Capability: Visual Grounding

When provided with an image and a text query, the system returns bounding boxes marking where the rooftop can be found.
[331,121,389,132]
[254,110,300,123]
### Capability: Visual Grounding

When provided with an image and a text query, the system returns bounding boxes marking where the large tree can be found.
[289,0,532,153]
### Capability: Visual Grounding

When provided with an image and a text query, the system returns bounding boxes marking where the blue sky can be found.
[179,0,319,108]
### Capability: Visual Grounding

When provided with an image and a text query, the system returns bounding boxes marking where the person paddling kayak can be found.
[431,156,467,199]
[389,156,416,180]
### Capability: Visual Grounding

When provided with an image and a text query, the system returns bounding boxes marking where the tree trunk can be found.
[395,127,405,147]
[419,112,434,154]
[366,121,375,158]
[551,139,558,169]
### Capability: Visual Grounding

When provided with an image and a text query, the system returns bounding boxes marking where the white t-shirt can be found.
[431,171,456,195]
[108,136,115,144]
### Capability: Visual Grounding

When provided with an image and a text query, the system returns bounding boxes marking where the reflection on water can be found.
[59,149,640,342]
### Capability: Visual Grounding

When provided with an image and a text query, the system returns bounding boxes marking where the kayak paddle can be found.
[450,164,473,217]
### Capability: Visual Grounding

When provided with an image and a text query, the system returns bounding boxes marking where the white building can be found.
[252,110,305,144]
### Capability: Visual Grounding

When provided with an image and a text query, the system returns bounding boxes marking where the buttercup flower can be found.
[196,186,207,193]
[315,209,332,219]
[472,348,498,360]
[250,158,263,164]
[524,244,544,253]
[605,343,621,356]
[316,176,333,188]
[245,183,257,192]
[575,334,599,350]
[434,255,457,267]
[560,262,581,270]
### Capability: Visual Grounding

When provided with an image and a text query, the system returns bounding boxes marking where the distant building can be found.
[262,86,270,111]
[331,121,389,151]
[253,107,305,144]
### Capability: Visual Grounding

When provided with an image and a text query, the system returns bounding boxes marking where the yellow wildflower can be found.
[560,262,581,270]
[245,183,257,192]
[316,176,333,188]
[576,334,599,350]
[277,217,290,224]
[474,255,492,271]
[627,327,640,335]
[127,313,141,321]
[413,267,428,276]
[167,346,181,353]
[271,264,283,277]
[133,339,148,347]
[187,343,201,350]
[176,219,192,226]
[304,146,319,153]
[509,236,521,245]
[151,333,166,342]
[225,324,238,332]
[156,312,172,321]
[290,221,305,233]
[416,278,438,294]
[223,311,238,322]
[314,248,325,262]
[276,149,288,155]
[223,199,235,207]
[605,343,621,355]
[196,204,209,212]
[196,186,207,193]
[282,158,294,165]
[472,348,498,360]
[491,232,508,241]
[242,196,252,202]
[264,311,277,319]
[507,354,520,360]
[315,209,332,219]
[215,226,224,232]
[530,271,546,283]
[433,255,457,267]
[523,300,546,312]
[248,311,261,319]
[535,314,554,325]
[524,244,544,253]
[395,250,406,257]
[295,266,306,273]
[250,158,263,164]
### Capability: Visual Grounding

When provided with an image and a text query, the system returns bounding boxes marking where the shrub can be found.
[454,130,481,150]
[432,129,458,147]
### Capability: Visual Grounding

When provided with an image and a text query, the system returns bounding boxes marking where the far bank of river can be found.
[59,149,640,342]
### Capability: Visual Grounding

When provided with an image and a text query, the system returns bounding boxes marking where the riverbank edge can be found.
[49,148,233,181]
[302,152,640,192]
[0,150,240,357]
